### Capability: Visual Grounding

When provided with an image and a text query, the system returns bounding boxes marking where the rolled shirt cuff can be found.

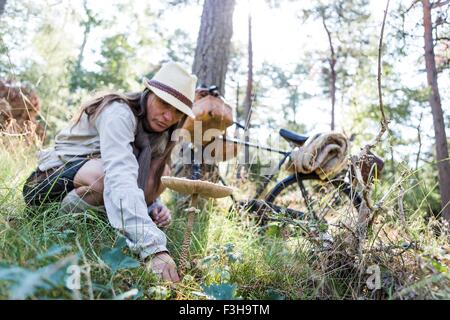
[147,197,163,215]
[139,245,169,261]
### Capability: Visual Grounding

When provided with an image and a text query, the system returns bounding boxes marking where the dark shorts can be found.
[22,159,89,207]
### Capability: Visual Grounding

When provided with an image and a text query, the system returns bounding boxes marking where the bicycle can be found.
[174,126,369,229]
[171,86,379,233]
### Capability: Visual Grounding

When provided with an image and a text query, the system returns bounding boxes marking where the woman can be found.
[22,62,197,283]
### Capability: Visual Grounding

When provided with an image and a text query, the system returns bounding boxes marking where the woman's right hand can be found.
[147,251,180,283]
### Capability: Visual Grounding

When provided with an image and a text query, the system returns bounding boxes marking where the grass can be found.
[0,134,449,300]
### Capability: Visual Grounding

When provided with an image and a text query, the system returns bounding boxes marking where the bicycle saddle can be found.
[279,128,309,146]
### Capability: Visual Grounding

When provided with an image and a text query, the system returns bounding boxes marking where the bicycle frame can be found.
[219,135,291,196]
[172,134,292,204]
[219,134,362,219]
[175,134,294,199]
[173,129,362,223]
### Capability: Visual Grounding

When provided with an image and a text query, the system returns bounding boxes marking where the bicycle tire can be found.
[264,172,362,223]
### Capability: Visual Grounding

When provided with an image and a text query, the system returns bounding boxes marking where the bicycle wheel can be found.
[264,171,362,225]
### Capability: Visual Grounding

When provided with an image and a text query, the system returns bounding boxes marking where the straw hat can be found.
[161,176,233,199]
[143,62,197,119]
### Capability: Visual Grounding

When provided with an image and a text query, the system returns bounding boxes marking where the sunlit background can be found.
[1,0,449,166]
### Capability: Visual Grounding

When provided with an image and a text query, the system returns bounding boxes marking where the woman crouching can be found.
[22,62,197,283]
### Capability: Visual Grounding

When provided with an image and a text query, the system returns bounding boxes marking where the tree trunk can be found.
[192,0,236,96]
[322,15,337,131]
[236,14,253,179]
[174,0,235,187]
[243,14,253,169]
[75,1,92,72]
[422,0,450,220]
[69,0,99,92]
[191,0,235,180]
[0,0,6,16]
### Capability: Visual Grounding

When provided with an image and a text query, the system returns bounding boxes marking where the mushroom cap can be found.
[161,176,233,198]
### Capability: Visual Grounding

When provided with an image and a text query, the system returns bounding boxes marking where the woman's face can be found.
[146,93,184,132]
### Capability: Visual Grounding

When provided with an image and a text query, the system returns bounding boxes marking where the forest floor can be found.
[0,135,449,300]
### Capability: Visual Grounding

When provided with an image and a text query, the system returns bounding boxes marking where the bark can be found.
[422,0,450,220]
[175,0,236,189]
[322,16,337,131]
[192,0,235,95]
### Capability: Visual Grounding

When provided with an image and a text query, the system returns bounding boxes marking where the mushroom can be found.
[161,176,233,275]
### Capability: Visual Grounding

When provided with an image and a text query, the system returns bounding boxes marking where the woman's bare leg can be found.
[74,159,170,206]
[73,159,105,206]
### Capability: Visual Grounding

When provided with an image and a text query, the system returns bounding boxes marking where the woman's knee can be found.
[74,159,105,194]
[74,185,104,206]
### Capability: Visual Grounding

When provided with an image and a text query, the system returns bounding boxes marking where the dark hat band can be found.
[147,79,193,108]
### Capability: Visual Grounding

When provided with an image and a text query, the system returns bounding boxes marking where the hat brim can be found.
[144,79,196,119]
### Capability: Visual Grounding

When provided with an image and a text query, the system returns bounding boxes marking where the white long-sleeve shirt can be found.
[36,101,169,260]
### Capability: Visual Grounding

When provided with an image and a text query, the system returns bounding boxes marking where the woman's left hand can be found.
[151,203,172,228]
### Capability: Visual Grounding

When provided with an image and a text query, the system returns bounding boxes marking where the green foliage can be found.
[0,137,449,299]
[302,0,374,104]
[202,283,240,300]
[255,62,309,133]
[68,33,137,93]
[100,237,140,274]
[0,0,449,301]
[0,257,74,299]
[0,243,76,299]
[95,34,136,89]
[166,29,195,65]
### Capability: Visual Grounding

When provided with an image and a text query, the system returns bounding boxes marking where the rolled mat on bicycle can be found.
[286,132,349,180]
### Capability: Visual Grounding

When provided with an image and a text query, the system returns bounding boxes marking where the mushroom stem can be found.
[178,193,199,275]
